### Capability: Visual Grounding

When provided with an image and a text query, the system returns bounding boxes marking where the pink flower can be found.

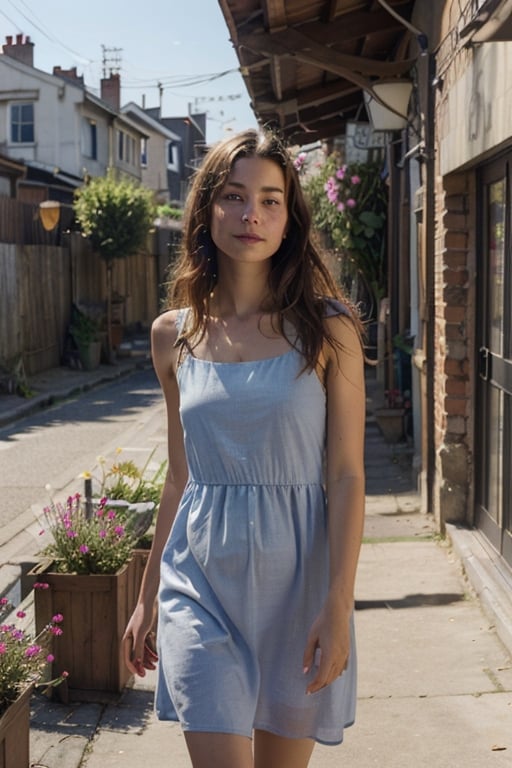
[46,653,55,663]
[79,545,89,554]
[52,614,64,624]
[34,582,50,590]
[16,610,26,619]
[0,643,6,654]
[50,627,63,636]
[350,174,361,184]
[66,530,77,539]
[107,510,116,521]
[114,526,125,537]
[99,529,107,539]
[25,644,42,658]
[337,202,345,212]
[346,198,356,208]
[336,166,347,180]
[62,670,69,678]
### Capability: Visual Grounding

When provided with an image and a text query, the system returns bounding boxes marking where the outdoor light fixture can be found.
[364,80,413,131]
[39,200,61,231]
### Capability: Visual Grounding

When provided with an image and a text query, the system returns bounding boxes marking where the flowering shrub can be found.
[39,493,136,575]
[83,447,166,507]
[302,152,388,318]
[0,597,66,715]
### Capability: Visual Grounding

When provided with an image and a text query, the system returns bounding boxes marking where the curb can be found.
[447,523,512,657]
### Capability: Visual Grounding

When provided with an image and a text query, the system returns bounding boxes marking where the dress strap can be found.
[174,308,193,369]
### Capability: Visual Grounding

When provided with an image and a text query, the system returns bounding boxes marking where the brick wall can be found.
[433,171,475,527]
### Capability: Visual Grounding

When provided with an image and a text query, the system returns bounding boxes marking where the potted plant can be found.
[30,450,166,699]
[0,598,66,768]
[30,492,138,698]
[69,305,102,371]
[374,388,411,444]
[73,171,155,360]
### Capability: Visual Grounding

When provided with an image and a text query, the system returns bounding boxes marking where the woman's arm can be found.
[122,310,189,677]
[303,313,366,694]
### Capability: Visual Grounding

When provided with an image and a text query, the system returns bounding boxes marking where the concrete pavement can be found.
[1,360,511,767]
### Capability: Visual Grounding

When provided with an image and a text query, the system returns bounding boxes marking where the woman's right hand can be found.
[123,602,158,677]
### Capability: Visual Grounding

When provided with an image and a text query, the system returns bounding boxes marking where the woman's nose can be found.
[241,204,259,223]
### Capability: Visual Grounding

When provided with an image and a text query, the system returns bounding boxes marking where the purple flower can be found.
[52,614,64,624]
[66,530,77,539]
[79,545,89,554]
[51,627,63,636]
[114,526,125,537]
[25,644,42,658]
[0,643,6,654]
[99,530,107,539]
[46,653,55,663]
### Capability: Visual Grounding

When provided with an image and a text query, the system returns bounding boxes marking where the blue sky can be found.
[1,0,258,142]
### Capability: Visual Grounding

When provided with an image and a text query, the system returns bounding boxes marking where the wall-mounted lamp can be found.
[364,80,413,131]
[39,200,61,231]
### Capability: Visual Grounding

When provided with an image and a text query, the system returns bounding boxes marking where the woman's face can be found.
[210,156,288,266]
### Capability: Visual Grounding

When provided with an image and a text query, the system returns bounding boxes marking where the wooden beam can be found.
[238,27,415,78]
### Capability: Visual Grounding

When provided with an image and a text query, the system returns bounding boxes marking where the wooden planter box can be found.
[0,685,32,768]
[374,407,405,444]
[29,560,133,700]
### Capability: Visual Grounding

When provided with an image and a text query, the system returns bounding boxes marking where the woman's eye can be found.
[225,193,242,201]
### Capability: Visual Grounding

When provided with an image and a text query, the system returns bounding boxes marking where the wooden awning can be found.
[218,0,418,144]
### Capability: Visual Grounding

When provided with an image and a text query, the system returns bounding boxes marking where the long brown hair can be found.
[166,128,362,369]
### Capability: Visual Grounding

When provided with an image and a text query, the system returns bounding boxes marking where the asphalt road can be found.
[0,368,166,542]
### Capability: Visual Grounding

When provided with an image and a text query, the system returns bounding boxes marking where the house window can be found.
[118,129,124,161]
[141,137,148,167]
[11,103,34,143]
[82,118,97,159]
[167,141,178,172]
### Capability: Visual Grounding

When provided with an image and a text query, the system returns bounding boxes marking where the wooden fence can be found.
[0,234,162,378]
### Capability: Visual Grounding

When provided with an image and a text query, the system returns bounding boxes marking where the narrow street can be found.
[0,367,167,592]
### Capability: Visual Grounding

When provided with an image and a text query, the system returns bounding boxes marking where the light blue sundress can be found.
[156,304,357,745]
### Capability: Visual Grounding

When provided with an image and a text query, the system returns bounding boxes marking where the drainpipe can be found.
[423,52,436,517]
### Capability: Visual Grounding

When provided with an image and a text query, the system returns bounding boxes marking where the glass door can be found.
[476,160,512,566]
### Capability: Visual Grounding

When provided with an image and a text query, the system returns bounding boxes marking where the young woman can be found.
[123,128,366,768]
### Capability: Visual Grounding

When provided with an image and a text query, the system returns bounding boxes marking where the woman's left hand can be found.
[302,595,352,695]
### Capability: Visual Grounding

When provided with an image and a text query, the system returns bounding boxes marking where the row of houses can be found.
[0,33,205,379]
[216,0,512,649]
[0,33,206,209]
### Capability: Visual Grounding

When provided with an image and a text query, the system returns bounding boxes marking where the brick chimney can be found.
[100,73,121,111]
[2,34,34,67]
[53,66,84,86]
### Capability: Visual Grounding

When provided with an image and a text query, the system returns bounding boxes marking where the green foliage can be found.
[156,203,183,220]
[40,493,136,575]
[303,154,388,315]
[69,305,101,347]
[90,447,167,507]
[73,169,155,263]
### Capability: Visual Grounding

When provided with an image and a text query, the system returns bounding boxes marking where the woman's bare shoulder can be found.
[152,309,181,345]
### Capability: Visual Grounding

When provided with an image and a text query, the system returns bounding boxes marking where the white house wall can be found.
[439,40,512,174]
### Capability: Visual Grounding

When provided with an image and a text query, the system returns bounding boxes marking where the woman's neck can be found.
[210,259,272,320]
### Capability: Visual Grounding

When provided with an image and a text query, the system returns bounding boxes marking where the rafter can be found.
[238,27,415,78]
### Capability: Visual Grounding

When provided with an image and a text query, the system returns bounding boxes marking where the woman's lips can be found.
[235,234,263,243]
